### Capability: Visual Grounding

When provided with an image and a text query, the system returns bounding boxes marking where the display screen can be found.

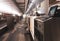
[50,7,57,15]
[49,6,58,16]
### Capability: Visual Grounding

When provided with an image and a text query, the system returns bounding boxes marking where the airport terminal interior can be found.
[0,0,60,41]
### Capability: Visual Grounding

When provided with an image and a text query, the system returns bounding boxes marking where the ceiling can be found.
[0,0,23,16]
[13,0,28,13]
[49,0,60,6]
[16,0,24,3]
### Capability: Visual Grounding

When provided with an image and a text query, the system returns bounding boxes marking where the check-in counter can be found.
[34,17,60,41]
[0,15,15,30]
[34,17,52,41]
[0,21,7,30]
[0,15,7,30]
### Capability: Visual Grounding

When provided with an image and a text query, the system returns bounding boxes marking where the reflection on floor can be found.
[0,21,33,41]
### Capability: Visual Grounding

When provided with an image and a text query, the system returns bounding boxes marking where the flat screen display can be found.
[49,5,58,16]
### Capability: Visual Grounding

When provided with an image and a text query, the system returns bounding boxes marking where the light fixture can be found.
[0,0,22,16]
[25,0,44,14]
[0,13,2,15]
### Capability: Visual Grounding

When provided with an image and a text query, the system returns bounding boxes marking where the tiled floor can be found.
[0,21,33,41]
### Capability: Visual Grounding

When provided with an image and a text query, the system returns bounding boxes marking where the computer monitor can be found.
[48,5,58,17]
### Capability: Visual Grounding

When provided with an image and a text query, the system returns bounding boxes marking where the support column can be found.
[41,0,49,15]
